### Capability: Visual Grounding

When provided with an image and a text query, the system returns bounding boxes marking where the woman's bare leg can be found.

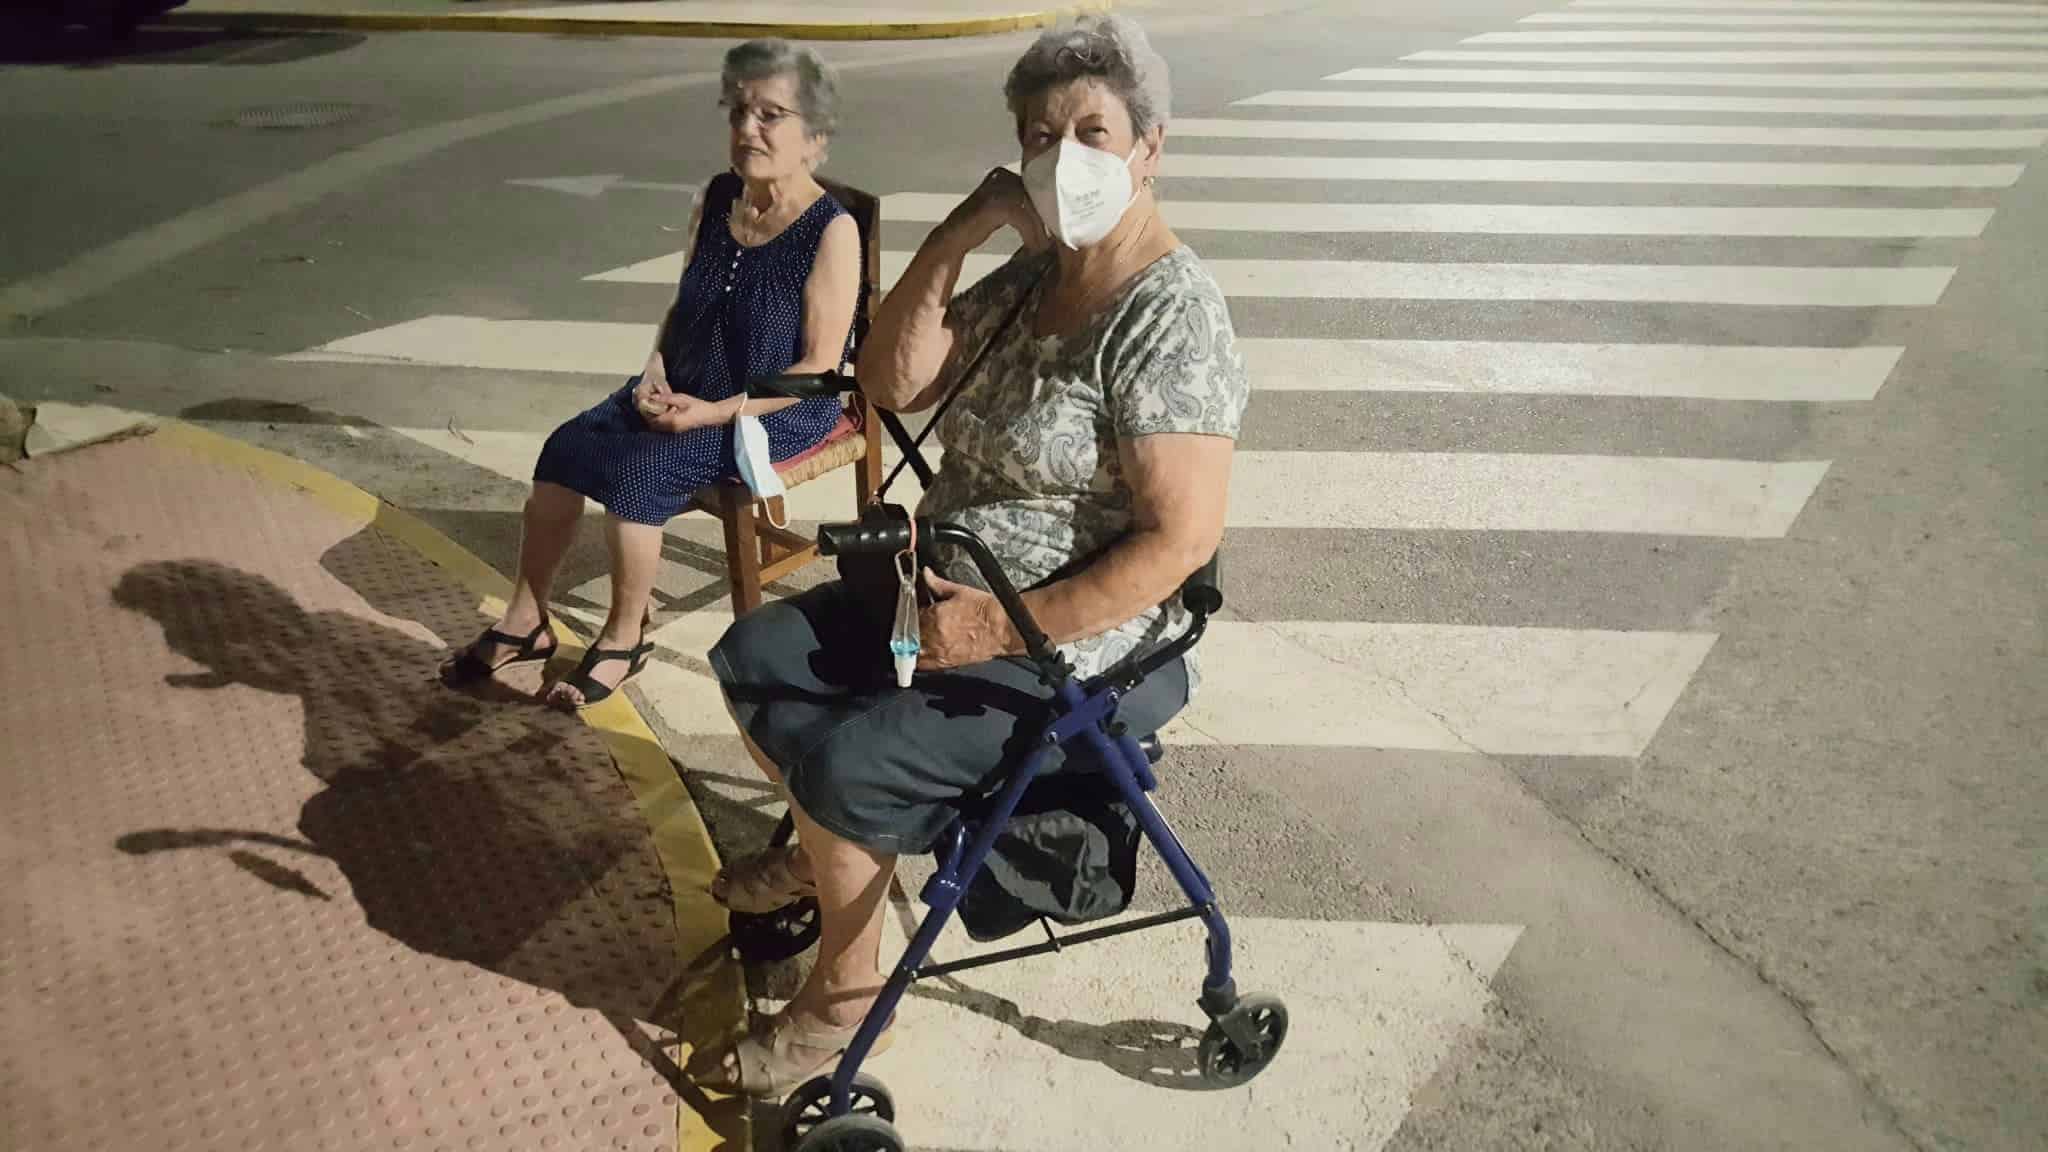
[545,514,662,706]
[442,481,582,670]
[783,802,894,1027]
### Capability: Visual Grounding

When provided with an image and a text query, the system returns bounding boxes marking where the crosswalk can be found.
[287,0,2047,1146]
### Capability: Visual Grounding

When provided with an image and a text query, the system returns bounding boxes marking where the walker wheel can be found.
[729,897,820,966]
[790,1114,903,1152]
[1198,993,1288,1087]
[781,1072,895,1150]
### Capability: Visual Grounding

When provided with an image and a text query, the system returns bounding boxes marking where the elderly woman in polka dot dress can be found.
[438,39,861,709]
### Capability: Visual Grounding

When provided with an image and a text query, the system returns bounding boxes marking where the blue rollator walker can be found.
[731,369,1289,1152]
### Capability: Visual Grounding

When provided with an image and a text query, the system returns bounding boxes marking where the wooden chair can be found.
[686,178,885,614]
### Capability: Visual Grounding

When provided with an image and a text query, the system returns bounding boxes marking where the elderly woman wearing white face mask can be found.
[436,39,860,711]
[695,14,1250,1097]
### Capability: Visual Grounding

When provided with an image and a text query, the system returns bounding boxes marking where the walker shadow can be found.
[911,973,1215,1091]
[884,876,1222,1094]
[108,558,689,1063]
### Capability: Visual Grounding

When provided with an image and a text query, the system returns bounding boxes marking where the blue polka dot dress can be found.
[533,172,848,526]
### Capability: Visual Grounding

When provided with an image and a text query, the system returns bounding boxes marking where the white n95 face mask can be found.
[1022,137,1140,250]
[731,396,789,529]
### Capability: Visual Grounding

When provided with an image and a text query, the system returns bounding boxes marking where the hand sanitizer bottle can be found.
[890,561,920,688]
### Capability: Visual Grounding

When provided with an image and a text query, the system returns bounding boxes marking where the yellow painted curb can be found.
[166,0,1110,40]
[153,419,748,1152]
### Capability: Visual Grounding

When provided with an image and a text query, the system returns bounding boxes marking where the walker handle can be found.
[817,517,1060,671]
[745,371,851,400]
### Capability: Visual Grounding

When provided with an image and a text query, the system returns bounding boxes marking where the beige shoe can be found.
[711,842,817,915]
[692,1007,896,1099]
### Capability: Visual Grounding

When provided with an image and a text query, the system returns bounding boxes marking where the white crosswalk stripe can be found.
[597,250,1956,305]
[1405,48,2048,62]
[1160,154,2022,187]
[321,417,1827,539]
[1566,1,2048,12]
[1463,30,2048,44]
[1172,118,2048,148]
[1527,11,2048,27]
[1236,89,2048,115]
[884,194,1994,237]
[283,3,2048,1144]
[1327,68,2048,88]
[290,322,1906,399]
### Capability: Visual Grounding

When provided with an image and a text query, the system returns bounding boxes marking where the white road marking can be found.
[843,915,1524,1152]
[1172,117,2048,148]
[880,194,1993,238]
[1462,30,2048,44]
[597,250,1954,305]
[1235,88,2048,116]
[1326,67,2048,88]
[1240,340,1903,400]
[1567,0,2048,12]
[1402,48,2048,63]
[1527,10,2048,27]
[636,607,1718,758]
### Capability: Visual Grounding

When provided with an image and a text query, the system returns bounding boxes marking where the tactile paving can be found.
[0,433,688,1152]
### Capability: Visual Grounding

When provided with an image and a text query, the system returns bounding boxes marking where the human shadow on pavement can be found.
[179,398,755,629]
[108,558,686,1047]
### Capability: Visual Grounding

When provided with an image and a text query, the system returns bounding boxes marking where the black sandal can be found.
[439,616,556,686]
[547,638,655,710]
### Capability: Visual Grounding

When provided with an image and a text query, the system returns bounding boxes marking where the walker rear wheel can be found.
[729,897,820,965]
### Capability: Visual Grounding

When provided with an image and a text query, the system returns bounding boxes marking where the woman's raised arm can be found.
[858,169,1044,412]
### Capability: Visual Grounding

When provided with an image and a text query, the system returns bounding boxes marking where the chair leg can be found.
[720,487,764,614]
[856,414,883,508]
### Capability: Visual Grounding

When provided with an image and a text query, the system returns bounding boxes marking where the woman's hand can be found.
[949,167,1049,252]
[642,392,727,434]
[916,568,1018,670]
[632,369,671,420]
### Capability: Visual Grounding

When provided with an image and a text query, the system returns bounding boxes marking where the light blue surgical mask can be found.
[731,395,789,530]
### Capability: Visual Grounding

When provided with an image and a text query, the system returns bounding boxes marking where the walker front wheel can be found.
[790,1114,902,1152]
[781,1073,896,1150]
[1198,993,1288,1088]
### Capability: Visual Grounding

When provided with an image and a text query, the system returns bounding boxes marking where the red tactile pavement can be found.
[0,433,690,1152]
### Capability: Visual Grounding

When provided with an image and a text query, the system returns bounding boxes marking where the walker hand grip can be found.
[817,518,914,557]
[1182,553,1223,616]
[748,371,852,400]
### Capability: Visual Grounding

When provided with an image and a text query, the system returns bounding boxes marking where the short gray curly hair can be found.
[722,38,840,140]
[1003,14,1172,138]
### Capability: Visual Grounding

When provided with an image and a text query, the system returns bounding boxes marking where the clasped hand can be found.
[634,375,725,434]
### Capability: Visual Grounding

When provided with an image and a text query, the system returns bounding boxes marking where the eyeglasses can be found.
[720,100,800,130]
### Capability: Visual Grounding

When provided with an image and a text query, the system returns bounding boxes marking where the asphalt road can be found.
[3,2,2043,1150]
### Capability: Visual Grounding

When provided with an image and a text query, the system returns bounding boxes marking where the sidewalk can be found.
[165,0,1113,40]
[0,411,746,1152]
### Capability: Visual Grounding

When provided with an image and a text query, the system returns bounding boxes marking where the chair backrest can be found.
[817,177,881,372]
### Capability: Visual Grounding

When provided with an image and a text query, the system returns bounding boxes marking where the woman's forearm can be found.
[1008,527,1210,653]
[716,394,798,421]
[859,213,994,412]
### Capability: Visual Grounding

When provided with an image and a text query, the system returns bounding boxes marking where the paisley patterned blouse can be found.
[917,245,1252,688]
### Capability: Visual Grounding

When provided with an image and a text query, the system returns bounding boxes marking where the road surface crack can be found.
[1232,611,1487,757]
[1541,798,1935,1152]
